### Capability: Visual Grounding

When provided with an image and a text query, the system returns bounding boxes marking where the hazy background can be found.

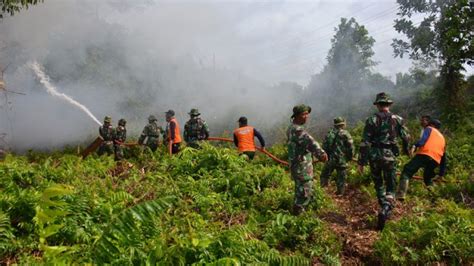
[0,0,469,151]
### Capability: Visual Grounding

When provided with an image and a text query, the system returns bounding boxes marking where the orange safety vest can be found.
[417,126,446,164]
[168,118,182,144]
[234,126,256,152]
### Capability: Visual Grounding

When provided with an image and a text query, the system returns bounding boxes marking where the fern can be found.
[0,211,15,256]
[93,196,175,264]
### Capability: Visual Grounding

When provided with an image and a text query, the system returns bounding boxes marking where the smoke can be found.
[0,0,302,151]
[1,1,444,151]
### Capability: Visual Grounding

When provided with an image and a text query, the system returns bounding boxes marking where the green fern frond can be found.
[93,196,175,263]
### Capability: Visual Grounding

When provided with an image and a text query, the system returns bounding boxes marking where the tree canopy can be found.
[1,0,43,18]
[392,0,474,120]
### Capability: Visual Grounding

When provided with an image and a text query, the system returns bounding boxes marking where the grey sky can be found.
[3,0,469,85]
[0,0,472,150]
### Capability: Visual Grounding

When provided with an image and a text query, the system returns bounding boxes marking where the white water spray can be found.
[29,61,102,126]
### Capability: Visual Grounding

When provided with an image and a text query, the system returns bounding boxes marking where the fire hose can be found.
[206,137,432,182]
[83,136,431,182]
[206,137,289,166]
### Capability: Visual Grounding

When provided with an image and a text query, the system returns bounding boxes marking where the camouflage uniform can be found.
[320,117,354,195]
[358,93,410,229]
[184,109,210,148]
[98,116,115,156]
[138,115,163,152]
[287,104,327,215]
[114,119,127,161]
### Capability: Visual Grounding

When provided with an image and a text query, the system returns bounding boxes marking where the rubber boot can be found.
[377,204,392,231]
[397,179,409,201]
[336,184,345,196]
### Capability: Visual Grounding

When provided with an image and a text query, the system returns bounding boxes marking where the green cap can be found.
[333,117,346,126]
[373,92,393,105]
[188,108,200,116]
[291,104,312,118]
[148,115,157,122]
[104,116,112,123]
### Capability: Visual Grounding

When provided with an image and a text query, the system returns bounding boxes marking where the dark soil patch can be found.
[320,185,415,265]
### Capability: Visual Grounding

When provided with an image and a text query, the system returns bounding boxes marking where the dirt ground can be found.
[319,185,415,265]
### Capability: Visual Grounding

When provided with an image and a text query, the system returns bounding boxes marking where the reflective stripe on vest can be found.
[417,126,445,164]
[234,126,256,152]
[169,118,182,143]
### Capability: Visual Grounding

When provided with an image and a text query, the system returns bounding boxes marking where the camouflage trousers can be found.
[114,145,124,161]
[292,177,313,214]
[186,141,202,149]
[320,160,347,194]
[98,142,114,156]
[145,137,159,152]
[369,159,397,208]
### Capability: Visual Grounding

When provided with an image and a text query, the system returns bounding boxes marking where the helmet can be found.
[148,115,157,122]
[104,116,112,123]
[333,116,346,126]
[188,108,200,116]
[373,92,393,105]
[291,104,312,118]
[118,118,126,126]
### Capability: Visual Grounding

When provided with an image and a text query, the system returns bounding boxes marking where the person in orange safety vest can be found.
[398,118,447,200]
[165,109,182,154]
[233,116,265,160]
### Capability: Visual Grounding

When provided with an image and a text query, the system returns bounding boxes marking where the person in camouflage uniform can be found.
[357,92,410,230]
[184,108,210,148]
[320,117,354,195]
[287,104,328,215]
[138,115,163,152]
[98,116,115,156]
[113,118,127,161]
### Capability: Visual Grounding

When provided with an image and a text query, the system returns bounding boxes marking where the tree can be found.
[1,0,44,18]
[306,17,387,122]
[392,0,474,121]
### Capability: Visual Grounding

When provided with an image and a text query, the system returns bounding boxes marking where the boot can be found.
[377,204,392,231]
[397,179,409,201]
[336,184,345,196]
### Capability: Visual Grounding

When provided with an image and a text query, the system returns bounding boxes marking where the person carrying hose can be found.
[113,118,127,161]
[165,110,182,154]
[287,104,328,215]
[398,118,446,200]
[138,115,163,152]
[184,108,210,149]
[98,116,115,156]
[233,116,265,160]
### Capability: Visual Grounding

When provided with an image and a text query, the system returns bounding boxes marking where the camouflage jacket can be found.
[114,126,127,144]
[138,122,162,145]
[358,111,410,165]
[99,125,115,142]
[184,117,210,142]
[322,127,354,167]
[287,123,326,181]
